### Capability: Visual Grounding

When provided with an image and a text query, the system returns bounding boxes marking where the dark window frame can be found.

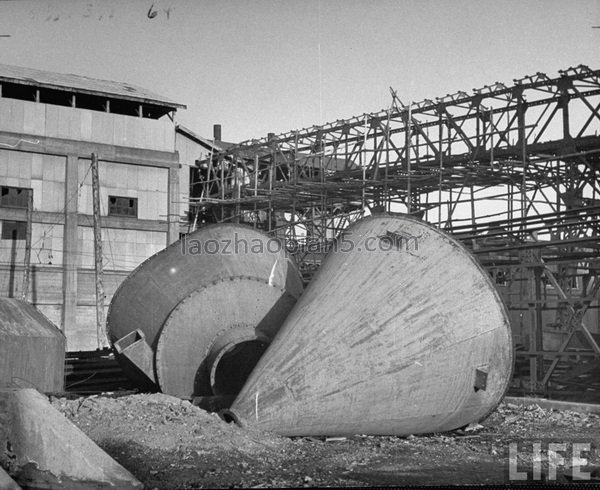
[1,220,27,240]
[0,81,171,119]
[108,195,138,218]
[0,186,31,209]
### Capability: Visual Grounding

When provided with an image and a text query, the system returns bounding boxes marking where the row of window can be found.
[1,81,171,119]
[0,186,138,217]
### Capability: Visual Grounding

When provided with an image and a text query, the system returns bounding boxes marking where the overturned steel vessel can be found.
[223,215,513,436]
[107,224,304,399]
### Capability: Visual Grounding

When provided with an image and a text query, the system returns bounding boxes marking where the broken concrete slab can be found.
[0,465,21,489]
[0,388,142,489]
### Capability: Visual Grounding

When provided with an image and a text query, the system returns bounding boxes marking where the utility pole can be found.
[91,153,107,349]
[406,102,412,214]
[20,189,33,301]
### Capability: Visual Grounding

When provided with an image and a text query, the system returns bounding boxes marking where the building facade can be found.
[0,63,214,351]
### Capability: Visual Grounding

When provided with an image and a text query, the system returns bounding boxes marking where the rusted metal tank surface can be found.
[223,214,513,436]
[0,298,65,392]
[107,223,304,399]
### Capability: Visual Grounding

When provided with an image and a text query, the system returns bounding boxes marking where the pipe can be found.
[213,124,222,142]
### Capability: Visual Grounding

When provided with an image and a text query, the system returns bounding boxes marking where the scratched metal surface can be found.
[107,223,303,397]
[228,214,513,436]
[155,276,300,397]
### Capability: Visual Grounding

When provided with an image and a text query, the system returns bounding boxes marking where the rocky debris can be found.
[50,392,286,454]
[42,395,600,488]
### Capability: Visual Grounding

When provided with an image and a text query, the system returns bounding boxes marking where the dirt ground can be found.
[49,393,600,488]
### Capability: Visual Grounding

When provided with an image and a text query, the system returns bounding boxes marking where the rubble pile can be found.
[49,394,600,488]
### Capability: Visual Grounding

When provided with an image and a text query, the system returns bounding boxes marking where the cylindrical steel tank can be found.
[107,223,304,399]
[223,214,513,436]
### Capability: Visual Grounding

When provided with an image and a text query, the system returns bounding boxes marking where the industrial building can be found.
[1,61,598,401]
[1,61,598,489]
[0,63,222,351]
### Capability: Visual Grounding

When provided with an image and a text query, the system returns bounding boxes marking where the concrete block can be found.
[0,465,21,489]
[0,388,142,489]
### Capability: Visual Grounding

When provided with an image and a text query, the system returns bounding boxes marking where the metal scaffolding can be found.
[191,64,600,400]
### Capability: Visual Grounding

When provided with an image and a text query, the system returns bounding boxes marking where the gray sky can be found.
[0,0,598,143]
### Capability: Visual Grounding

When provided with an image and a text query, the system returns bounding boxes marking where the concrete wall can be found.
[0,98,174,152]
[175,130,216,227]
[0,96,180,351]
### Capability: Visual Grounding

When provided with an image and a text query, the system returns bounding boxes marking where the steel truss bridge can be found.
[191,64,600,400]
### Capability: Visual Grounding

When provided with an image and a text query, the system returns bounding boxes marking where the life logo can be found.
[507,441,598,482]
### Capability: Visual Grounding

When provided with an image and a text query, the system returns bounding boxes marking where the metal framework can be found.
[191,65,600,400]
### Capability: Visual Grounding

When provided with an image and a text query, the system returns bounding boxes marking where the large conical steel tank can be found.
[107,223,304,399]
[223,214,513,436]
